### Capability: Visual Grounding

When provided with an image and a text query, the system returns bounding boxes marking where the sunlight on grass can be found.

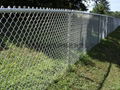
[1,27,120,90]
[0,43,68,89]
[48,27,120,90]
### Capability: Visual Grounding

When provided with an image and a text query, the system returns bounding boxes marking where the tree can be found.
[91,0,110,14]
[67,0,88,10]
[0,0,89,11]
[107,11,120,18]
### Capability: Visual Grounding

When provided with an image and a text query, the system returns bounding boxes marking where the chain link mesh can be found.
[0,7,120,89]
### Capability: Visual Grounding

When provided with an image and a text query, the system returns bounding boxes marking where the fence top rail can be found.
[0,6,118,19]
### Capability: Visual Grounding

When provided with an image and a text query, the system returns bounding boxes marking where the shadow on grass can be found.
[88,26,120,66]
[72,27,120,90]
[97,62,112,90]
[60,27,120,90]
[86,27,120,90]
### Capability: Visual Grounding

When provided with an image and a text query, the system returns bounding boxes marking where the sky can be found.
[109,0,120,11]
[88,0,120,11]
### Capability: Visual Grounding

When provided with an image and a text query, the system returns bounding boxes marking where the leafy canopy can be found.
[0,0,90,11]
[91,0,110,14]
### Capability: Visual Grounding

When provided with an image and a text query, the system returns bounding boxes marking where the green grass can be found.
[0,42,68,89]
[47,27,120,90]
[1,27,120,90]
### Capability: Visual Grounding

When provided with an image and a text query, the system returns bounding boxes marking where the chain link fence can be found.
[0,6,120,89]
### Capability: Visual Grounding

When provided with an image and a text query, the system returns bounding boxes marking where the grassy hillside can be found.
[1,26,120,90]
[0,42,68,89]
[47,27,120,90]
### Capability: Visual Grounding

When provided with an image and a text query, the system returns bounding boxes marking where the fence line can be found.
[0,6,120,89]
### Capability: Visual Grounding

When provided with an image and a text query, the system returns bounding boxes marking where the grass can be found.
[1,27,120,90]
[0,42,68,89]
[47,27,120,90]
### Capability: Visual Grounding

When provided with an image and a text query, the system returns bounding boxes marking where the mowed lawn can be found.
[47,27,120,90]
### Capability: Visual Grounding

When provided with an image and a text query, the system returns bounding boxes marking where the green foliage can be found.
[0,0,88,11]
[107,11,120,18]
[91,0,110,14]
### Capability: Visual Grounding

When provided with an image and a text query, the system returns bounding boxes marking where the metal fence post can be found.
[105,16,108,36]
[67,12,72,65]
[82,13,87,54]
[99,15,101,42]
